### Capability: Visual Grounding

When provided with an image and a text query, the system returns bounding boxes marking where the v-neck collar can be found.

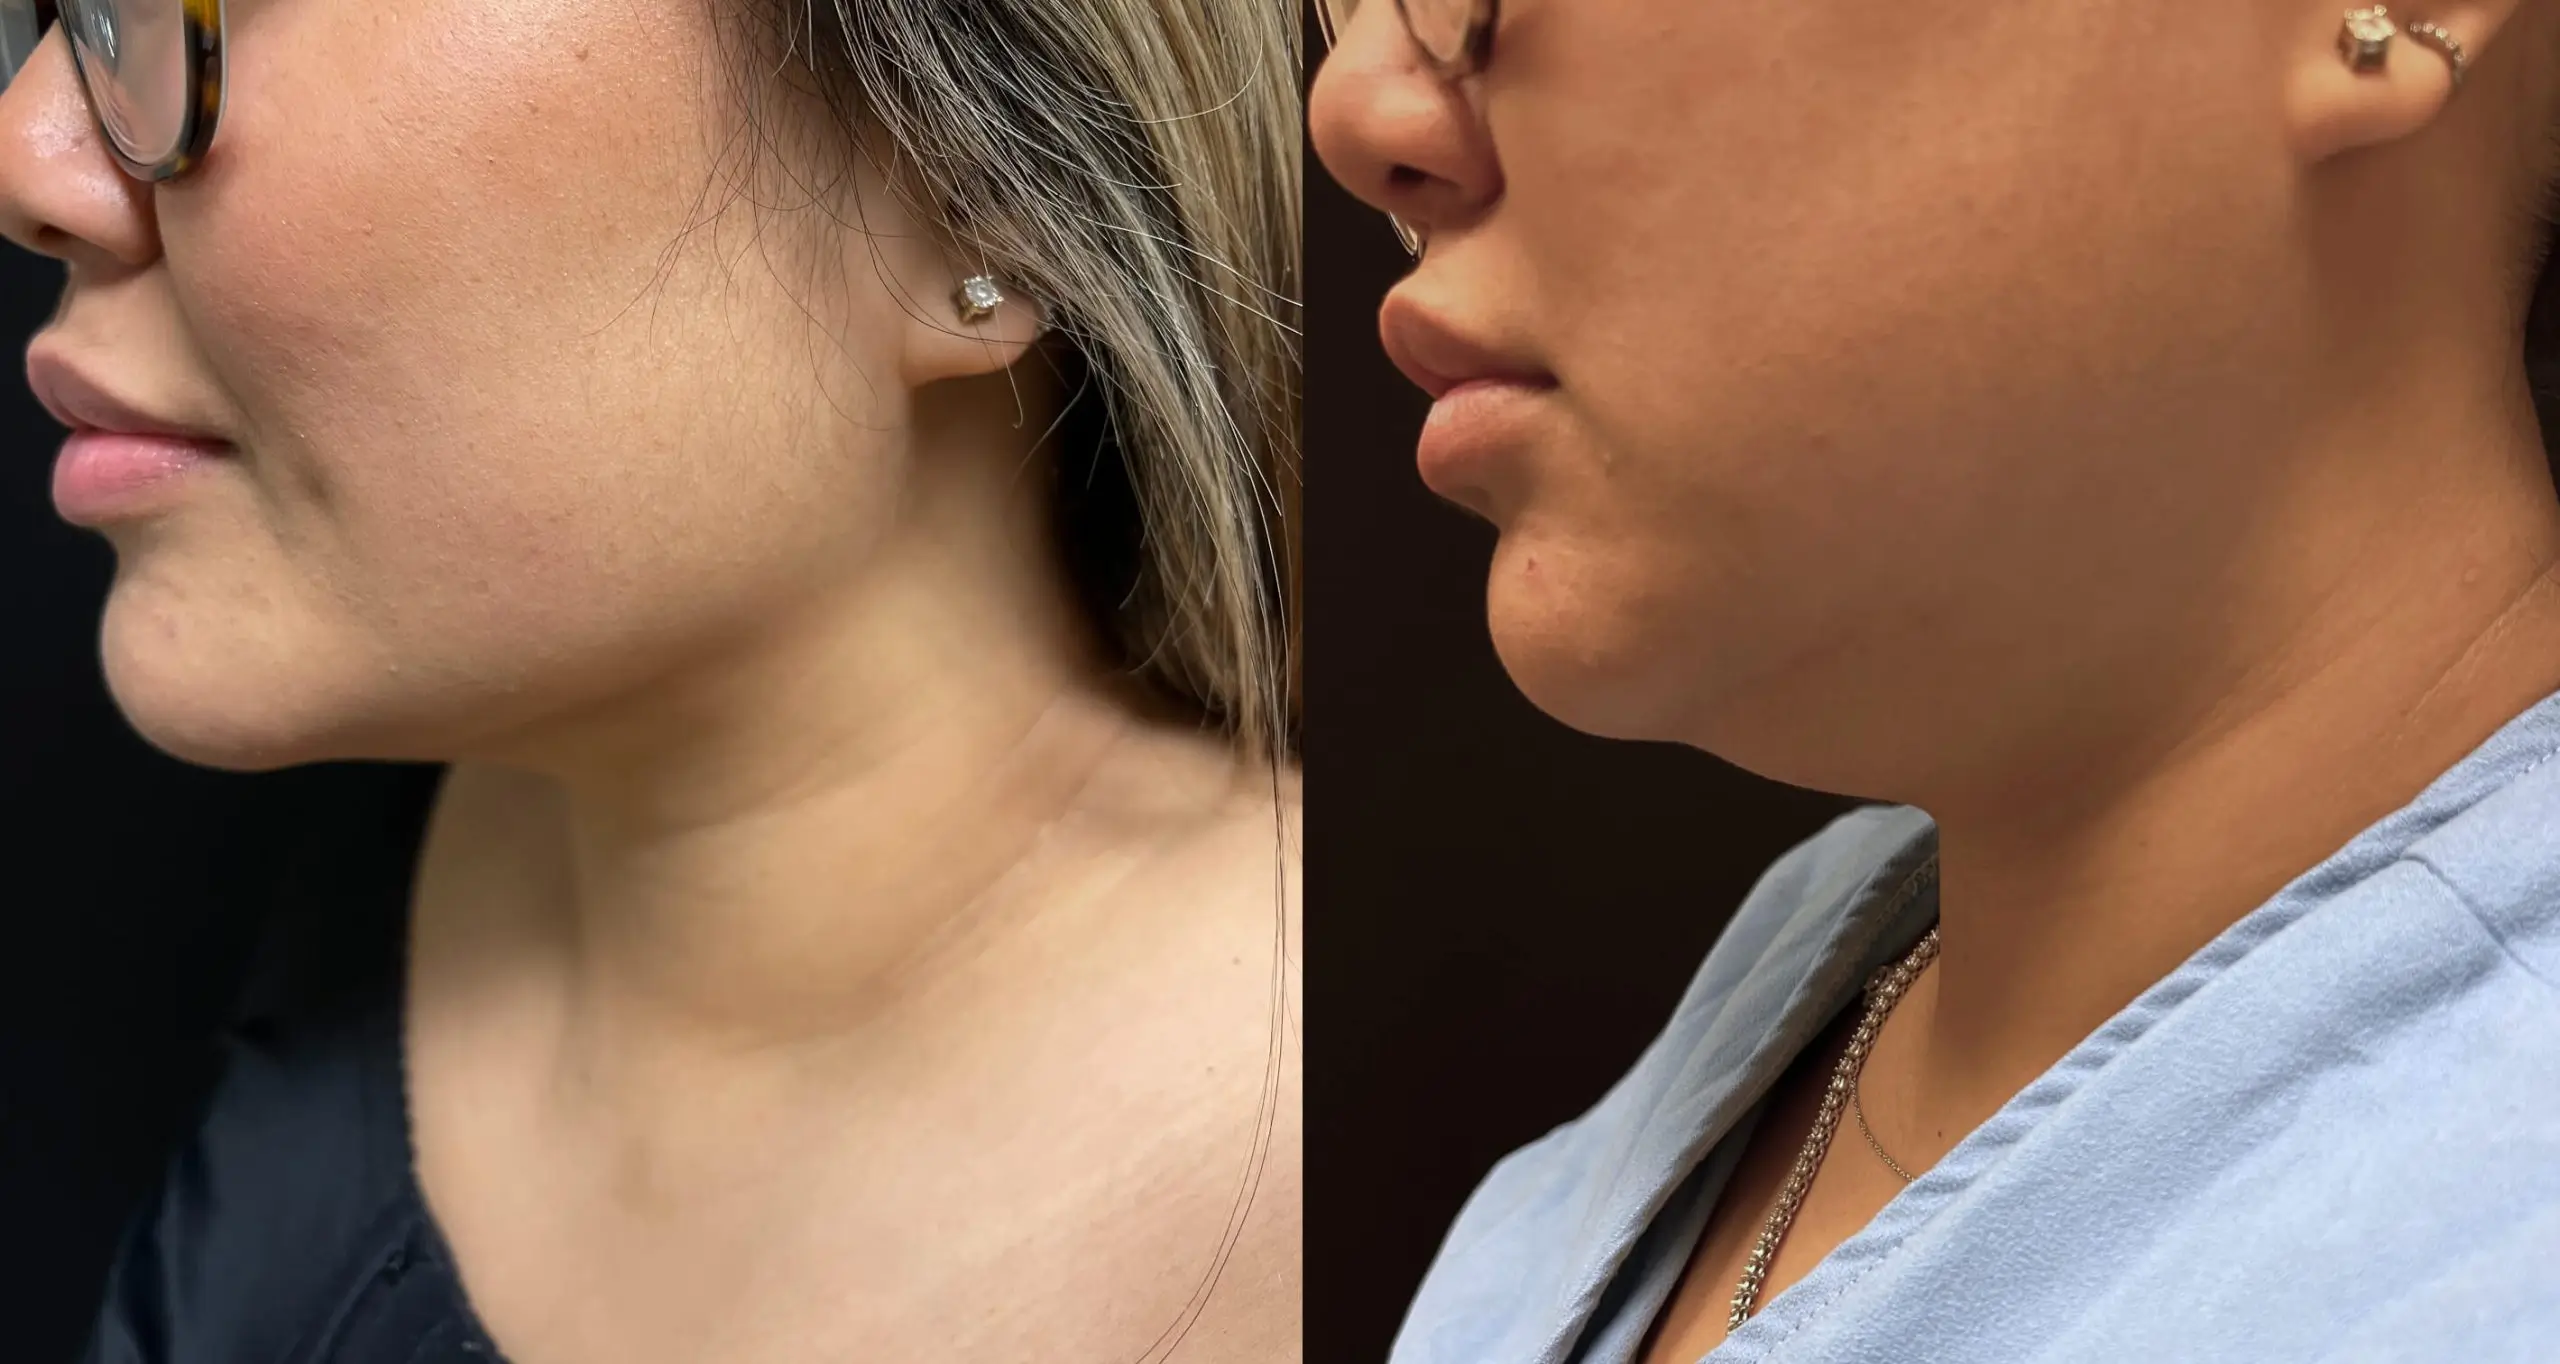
[1433,685,2560,1364]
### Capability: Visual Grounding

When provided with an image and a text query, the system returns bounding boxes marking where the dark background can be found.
[1299,121,1862,1364]
[0,243,434,1360]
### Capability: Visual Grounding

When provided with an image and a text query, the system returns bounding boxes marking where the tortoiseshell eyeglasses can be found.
[0,0,223,182]
[1314,0,1497,256]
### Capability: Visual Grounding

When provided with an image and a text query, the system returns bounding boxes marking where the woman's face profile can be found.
[1312,0,2467,785]
[0,0,1038,771]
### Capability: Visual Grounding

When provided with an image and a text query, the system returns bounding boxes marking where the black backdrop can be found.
[1297,112,1861,1363]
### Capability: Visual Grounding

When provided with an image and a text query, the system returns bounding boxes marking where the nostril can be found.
[1388,164,1427,192]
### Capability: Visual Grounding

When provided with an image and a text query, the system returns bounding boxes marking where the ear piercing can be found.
[954,274,1006,325]
[2336,7,2463,91]
[2405,19,2466,88]
[2338,6,2395,72]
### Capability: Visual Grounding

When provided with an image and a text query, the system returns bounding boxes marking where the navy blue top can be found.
[80,766,508,1364]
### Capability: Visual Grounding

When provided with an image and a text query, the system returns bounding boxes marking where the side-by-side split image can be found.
[5,0,2560,1360]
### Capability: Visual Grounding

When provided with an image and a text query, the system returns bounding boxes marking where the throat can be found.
[409,685,1149,1062]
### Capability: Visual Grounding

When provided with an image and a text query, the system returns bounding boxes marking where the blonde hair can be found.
[723,0,1301,758]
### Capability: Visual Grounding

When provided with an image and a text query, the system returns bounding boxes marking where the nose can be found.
[1309,1,1502,244]
[0,27,161,274]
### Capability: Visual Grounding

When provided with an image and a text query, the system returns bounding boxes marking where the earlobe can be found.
[2284,3,2508,164]
[901,264,1048,389]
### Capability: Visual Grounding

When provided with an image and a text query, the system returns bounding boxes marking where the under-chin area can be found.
[1478,530,1702,745]
[93,580,394,773]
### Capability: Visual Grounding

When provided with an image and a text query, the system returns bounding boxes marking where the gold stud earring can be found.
[2338,5,2396,73]
[954,275,1005,325]
[2405,20,2466,89]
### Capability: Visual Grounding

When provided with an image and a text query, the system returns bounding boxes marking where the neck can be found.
[420,371,1209,1050]
[1885,354,2560,1149]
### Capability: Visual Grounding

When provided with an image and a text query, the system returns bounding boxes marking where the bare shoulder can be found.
[1077,728,1303,1361]
[1152,942,1302,1364]
[1162,1072,1302,1364]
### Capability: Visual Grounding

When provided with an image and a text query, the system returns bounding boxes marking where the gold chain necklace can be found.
[1851,1042,1924,1184]
[1725,922,1941,1330]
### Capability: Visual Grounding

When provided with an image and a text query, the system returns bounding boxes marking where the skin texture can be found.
[406,744,1302,1361]
[1315,0,2560,1354]
[0,0,1300,1357]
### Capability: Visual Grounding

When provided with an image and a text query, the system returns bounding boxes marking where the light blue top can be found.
[1393,687,2560,1364]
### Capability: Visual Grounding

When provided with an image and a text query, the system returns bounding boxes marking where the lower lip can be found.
[1416,378,1552,499]
[52,430,228,526]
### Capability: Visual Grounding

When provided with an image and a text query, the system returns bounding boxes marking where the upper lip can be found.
[1378,292,1554,401]
[24,344,224,440]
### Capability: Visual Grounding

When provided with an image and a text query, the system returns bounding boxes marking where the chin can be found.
[97,596,386,773]
[104,663,346,774]
[1479,531,1706,744]
[111,698,339,774]
[1478,526,1884,792]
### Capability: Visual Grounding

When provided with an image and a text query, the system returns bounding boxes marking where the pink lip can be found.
[1416,377,1548,506]
[1376,293,1553,401]
[25,347,221,440]
[51,430,225,525]
[25,342,233,525]
[1376,296,1556,509]
[1377,292,1556,507]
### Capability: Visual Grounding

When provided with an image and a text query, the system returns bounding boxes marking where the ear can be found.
[895,252,1048,390]
[2286,2,2521,162]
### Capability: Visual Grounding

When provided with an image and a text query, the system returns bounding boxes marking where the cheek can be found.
[108,0,912,764]
[98,363,906,769]
[1499,0,2289,496]
[1471,0,2298,742]
[1474,375,2003,744]
[167,0,728,508]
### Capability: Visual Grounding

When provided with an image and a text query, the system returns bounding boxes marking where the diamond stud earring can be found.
[954,275,1005,325]
[2338,6,2396,72]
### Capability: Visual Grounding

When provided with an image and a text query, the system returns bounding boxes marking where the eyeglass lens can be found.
[0,0,197,169]
[1317,0,1479,70]
[0,0,43,81]
[1397,0,1480,68]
